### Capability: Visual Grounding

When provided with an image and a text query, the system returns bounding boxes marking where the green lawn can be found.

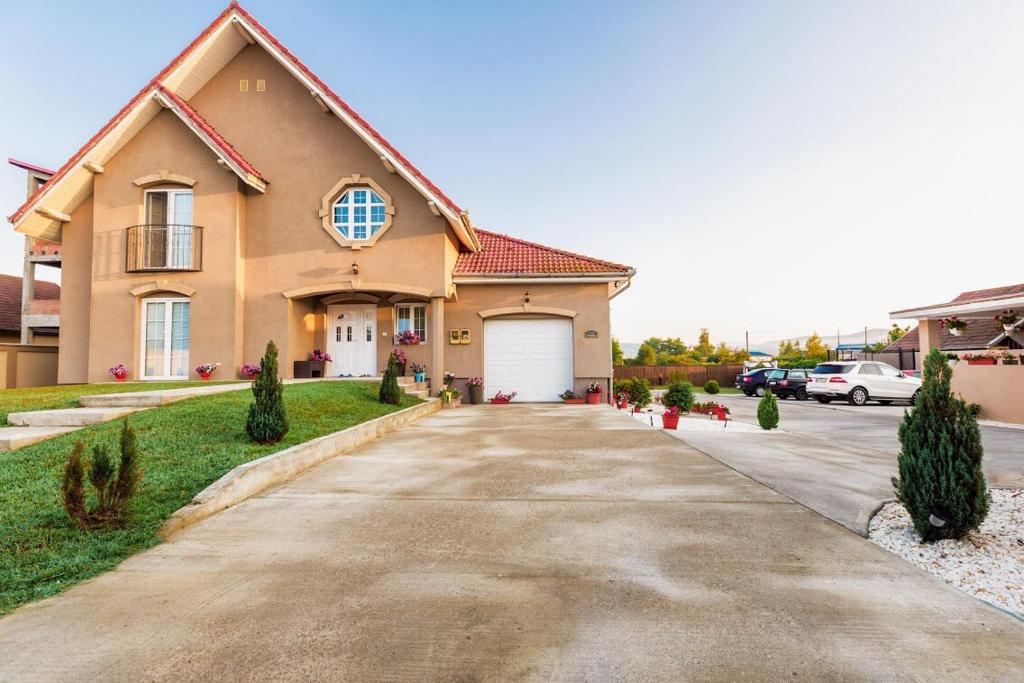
[0,380,240,423]
[0,380,420,615]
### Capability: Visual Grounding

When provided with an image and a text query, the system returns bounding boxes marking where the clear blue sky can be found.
[3,1,1022,346]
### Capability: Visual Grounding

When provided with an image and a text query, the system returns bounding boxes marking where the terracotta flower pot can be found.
[967,358,997,366]
[616,399,628,409]
[199,372,212,381]
[661,413,680,429]
[115,376,127,382]
[585,392,602,404]
[490,398,512,404]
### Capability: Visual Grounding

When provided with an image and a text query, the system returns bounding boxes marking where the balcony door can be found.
[144,189,193,269]
[140,298,190,379]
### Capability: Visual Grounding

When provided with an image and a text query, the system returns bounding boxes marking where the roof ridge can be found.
[472,228,632,272]
[154,85,267,182]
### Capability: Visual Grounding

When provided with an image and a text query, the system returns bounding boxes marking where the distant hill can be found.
[749,328,891,355]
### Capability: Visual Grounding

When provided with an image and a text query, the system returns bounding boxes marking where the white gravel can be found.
[869,489,1024,618]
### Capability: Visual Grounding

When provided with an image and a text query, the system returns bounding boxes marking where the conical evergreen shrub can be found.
[379,354,402,405]
[892,347,988,541]
[757,389,779,430]
[246,340,289,444]
[61,420,143,527]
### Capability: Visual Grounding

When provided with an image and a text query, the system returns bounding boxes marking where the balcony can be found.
[126,224,202,273]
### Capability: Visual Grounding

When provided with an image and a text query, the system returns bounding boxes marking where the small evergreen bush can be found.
[626,377,652,408]
[613,378,634,398]
[379,354,402,405]
[892,348,988,542]
[62,420,142,528]
[662,381,695,412]
[757,389,779,430]
[246,340,289,444]
[703,379,720,394]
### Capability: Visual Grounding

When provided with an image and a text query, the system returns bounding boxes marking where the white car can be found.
[806,361,921,406]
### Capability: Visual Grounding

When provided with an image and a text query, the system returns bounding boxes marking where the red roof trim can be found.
[7,158,56,177]
[229,2,463,215]
[7,3,240,224]
[155,85,267,183]
[454,229,633,276]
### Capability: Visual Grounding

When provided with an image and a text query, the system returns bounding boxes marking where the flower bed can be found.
[869,489,1023,618]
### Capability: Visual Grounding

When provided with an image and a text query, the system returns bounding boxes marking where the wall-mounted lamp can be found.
[524,290,530,304]
[352,262,359,275]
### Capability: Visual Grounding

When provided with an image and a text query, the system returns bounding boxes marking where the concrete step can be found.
[0,426,79,452]
[405,389,430,399]
[80,382,250,408]
[7,406,144,428]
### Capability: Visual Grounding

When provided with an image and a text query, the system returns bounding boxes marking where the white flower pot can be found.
[949,328,962,337]
[1003,324,1016,333]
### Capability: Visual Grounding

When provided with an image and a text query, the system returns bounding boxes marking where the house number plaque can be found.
[585,330,599,338]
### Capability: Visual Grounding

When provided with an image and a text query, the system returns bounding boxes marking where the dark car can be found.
[766,368,810,400]
[734,367,776,397]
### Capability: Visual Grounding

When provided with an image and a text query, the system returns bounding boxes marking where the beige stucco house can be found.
[7,2,633,402]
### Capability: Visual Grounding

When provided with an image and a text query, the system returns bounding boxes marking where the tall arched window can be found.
[332,188,386,240]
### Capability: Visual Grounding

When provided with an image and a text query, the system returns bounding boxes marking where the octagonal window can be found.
[333,188,386,240]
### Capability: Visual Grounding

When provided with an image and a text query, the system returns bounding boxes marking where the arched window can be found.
[332,188,386,240]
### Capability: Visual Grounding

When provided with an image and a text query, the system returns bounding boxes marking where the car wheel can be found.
[755,386,766,397]
[795,386,808,401]
[878,400,892,406]
[911,389,921,405]
[815,396,832,404]
[848,386,869,406]
[743,390,753,397]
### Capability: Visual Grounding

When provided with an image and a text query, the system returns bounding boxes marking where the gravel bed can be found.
[869,489,1024,618]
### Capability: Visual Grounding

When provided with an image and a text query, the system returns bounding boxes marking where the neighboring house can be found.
[890,282,1023,424]
[7,2,634,401]
[0,274,59,345]
[7,159,60,344]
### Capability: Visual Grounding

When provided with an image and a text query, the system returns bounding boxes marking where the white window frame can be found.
[144,188,194,268]
[332,187,386,241]
[139,297,191,380]
[394,303,427,343]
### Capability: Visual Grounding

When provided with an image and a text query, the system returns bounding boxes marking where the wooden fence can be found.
[613,364,744,387]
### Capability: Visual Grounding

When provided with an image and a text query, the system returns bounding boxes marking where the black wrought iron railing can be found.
[125,224,202,272]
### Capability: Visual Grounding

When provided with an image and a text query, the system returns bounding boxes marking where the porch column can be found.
[430,296,444,396]
[916,318,942,370]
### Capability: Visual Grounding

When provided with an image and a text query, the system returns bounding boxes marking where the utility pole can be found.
[864,326,868,346]
[745,330,749,353]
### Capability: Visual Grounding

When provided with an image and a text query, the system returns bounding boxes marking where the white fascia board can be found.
[890,295,1024,320]
[229,13,476,249]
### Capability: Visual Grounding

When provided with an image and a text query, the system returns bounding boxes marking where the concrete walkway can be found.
[0,404,1020,680]
[674,393,1023,534]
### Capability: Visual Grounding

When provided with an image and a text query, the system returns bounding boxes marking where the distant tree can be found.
[635,343,658,366]
[694,328,715,360]
[611,337,624,366]
[888,323,912,344]
[804,332,829,361]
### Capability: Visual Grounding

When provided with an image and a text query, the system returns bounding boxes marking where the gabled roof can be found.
[454,229,633,277]
[952,283,1024,304]
[891,282,1024,319]
[9,2,478,249]
[0,274,59,333]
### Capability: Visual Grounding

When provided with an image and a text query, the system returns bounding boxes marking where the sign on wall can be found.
[449,328,472,344]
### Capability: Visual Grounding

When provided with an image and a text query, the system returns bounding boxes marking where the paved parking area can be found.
[675,394,1023,533]
[0,404,1021,680]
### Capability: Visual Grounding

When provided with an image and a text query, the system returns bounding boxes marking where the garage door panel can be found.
[484,319,573,402]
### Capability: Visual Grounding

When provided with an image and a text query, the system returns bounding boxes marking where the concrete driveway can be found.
[674,394,1023,533]
[1,404,1021,680]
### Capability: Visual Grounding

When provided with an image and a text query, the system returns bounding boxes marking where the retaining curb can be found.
[158,398,440,539]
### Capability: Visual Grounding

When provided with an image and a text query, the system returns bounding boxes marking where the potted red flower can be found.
[615,393,629,409]
[560,389,585,404]
[585,382,602,404]
[962,353,997,366]
[195,362,220,380]
[661,405,680,430]
[390,348,407,377]
[467,377,484,404]
[490,390,517,404]
[241,362,261,380]
[939,316,967,337]
[108,363,129,382]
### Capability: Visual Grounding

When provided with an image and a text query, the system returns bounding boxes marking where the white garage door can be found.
[484,318,574,403]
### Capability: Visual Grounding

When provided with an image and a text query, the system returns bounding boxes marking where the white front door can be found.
[484,318,574,402]
[327,305,377,376]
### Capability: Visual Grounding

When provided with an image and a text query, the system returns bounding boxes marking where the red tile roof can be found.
[951,283,1024,304]
[0,274,59,332]
[884,319,1019,352]
[155,85,267,183]
[454,229,632,276]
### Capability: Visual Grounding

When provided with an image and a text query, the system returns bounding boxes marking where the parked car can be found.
[766,368,811,400]
[735,367,776,397]
[806,361,922,406]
